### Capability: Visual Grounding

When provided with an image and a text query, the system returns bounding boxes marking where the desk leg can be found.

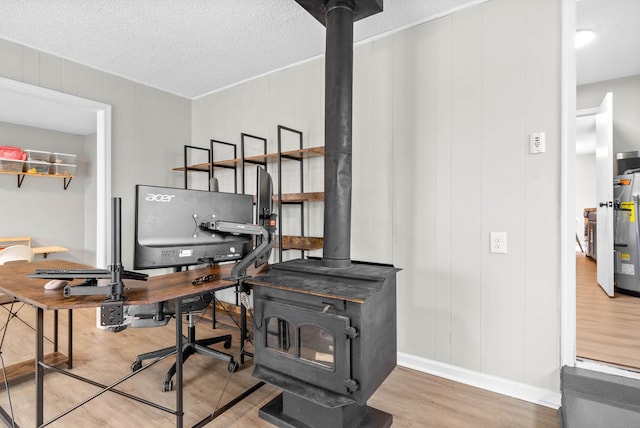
[54,310,58,353]
[68,309,73,369]
[36,307,44,426]
[240,304,246,365]
[176,298,183,428]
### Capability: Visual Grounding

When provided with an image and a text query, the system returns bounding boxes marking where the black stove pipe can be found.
[322,0,355,268]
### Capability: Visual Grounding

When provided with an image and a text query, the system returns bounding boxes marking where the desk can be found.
[0,259,266,427]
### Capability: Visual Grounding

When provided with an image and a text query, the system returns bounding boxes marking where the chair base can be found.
[132,325,237,391]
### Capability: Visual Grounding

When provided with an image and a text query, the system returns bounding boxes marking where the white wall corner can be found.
[397,352,561,409]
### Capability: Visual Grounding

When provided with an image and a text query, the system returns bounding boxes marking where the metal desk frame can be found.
[0,259,265,427]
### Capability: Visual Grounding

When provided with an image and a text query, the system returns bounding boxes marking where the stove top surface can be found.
[246,258,399,302]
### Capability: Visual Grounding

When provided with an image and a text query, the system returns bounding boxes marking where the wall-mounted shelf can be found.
[274,192,324,203]
[276,126,324,261]
[0,170,74,190]
[277,235,324,252]
[173,147,325,170]
[171,129,325,262]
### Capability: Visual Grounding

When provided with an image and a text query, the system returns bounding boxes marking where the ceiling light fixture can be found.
[575,29,596,48]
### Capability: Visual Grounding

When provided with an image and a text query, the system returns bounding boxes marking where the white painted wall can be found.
[575,153,596,243]
[193,0,562,394]
[0,39,191,270]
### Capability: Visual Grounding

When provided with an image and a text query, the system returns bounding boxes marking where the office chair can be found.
[128,291,237,392]
[0,245,34,265]
[0,245,34,304]
[0,245,35,337]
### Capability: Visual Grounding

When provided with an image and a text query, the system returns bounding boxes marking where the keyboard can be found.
[29,269,148,281]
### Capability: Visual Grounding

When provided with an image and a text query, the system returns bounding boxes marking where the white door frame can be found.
[560,0,578,368]
[561,1,640,379]
[0,77,112,268]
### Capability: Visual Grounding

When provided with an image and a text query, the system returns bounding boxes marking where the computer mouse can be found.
[44,279,68,290]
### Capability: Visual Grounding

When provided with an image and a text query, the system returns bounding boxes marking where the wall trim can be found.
[397,352,561,409]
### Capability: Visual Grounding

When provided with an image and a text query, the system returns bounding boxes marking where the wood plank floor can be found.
[0,303,558,427]
[576,252,640,369]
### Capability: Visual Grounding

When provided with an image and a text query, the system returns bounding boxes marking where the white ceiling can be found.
[0,0,638,137]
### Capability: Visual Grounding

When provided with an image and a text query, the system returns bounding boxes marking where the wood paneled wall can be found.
[192,0,564,395]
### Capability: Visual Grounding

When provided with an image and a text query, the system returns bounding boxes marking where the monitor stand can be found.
[28,197,147,325]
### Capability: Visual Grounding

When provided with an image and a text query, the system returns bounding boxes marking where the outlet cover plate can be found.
[490,232,507,254]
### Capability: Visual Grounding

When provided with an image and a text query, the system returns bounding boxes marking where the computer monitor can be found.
[255,166,274,267]
[134,185,253,270]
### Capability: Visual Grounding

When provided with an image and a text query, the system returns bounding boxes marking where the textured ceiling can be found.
[0,0,481,99]
[0,0,637,138]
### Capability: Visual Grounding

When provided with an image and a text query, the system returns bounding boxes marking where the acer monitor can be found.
[134,185,253,270]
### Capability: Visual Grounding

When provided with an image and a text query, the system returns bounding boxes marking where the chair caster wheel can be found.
[131,361,142,372]
[228,361,238,373]
[223,339,232,349]
[162,379,173,392]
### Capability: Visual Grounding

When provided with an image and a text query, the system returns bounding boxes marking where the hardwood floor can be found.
[0,304,558,427]
[576,251,640,369]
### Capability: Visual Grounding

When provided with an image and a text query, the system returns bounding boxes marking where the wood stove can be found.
[246,1,398,426]
[247,259,398,427]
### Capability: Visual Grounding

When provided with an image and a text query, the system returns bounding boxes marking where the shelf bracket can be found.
[63,177,73,190]
[17,174,25,188]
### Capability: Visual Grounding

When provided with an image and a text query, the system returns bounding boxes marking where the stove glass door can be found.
[260,299,352,393]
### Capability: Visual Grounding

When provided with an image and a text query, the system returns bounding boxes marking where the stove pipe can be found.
[322,0,355,268]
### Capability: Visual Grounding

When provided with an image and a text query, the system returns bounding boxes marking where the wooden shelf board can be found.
[172,163,210,172]
[278,235,323,251]
[0,352,68,388]
[280,146,325,160]
[276,192,324,203]
[174,146,325,171]
[0,171,75,179]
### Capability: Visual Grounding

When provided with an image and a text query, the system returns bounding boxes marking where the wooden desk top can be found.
[0,259,269,311]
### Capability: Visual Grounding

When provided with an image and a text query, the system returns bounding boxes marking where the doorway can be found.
[575,100,640,372]
[0,77,112,267]
[565,0,640,378]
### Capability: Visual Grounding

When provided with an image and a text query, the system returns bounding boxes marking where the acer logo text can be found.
[146,193,176,202]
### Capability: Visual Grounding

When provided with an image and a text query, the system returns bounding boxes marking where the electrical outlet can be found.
[490,232,507,254]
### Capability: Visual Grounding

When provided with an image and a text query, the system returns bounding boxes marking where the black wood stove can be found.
[247,259,398,427]
[246,1,398,427]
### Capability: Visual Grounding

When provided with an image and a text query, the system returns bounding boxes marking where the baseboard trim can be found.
[397,352,561,409]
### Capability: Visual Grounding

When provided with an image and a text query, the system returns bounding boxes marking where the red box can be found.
[0,146,26,161]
